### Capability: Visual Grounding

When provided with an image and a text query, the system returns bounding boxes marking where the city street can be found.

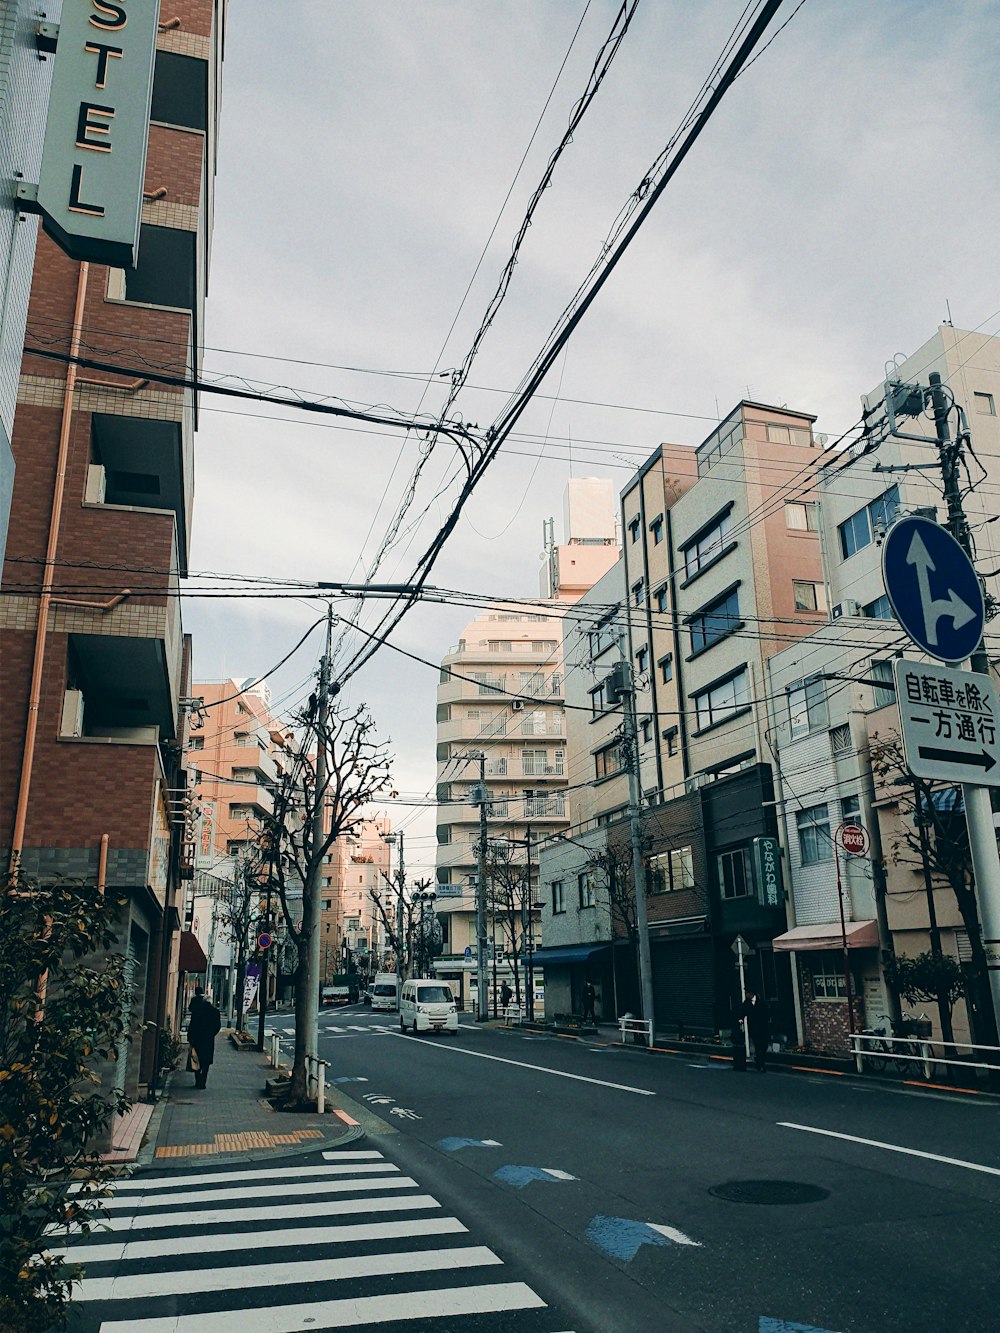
[67,1006,1000,1332]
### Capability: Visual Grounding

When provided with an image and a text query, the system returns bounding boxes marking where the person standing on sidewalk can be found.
[739,988,770,1072]
[187,991,222,1089]
[582,980,597,1024]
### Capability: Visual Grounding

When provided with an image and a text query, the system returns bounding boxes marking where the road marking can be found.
[101,1176,419,1211]
[779,1122,1000,1176]
[96,1281,546,1330]
[77,1244,502,1301]
[93,1158,390,1193]
[388,1031,655,1096]
[51,1216,468,1266]
[49,1192,442,1235]
[333,1109,359,1125]
[648,1223,702,1247]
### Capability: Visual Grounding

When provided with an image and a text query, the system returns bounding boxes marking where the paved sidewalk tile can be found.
[150,1030,358,1164]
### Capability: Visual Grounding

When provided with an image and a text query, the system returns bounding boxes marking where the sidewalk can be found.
[136,1029,362,1168]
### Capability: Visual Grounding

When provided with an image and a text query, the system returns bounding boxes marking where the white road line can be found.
[102,1174,407,1211]
[50,1193,442,1236]
[389,1031,655,1096]
[96,1159,389,1194]
[51,1216,468,1267]
[347,1025,370,1032]
[97,1281,546,1330]
[648,1223,702,1248]
[779,1122,1000,1176]
[78,1244,501,1301]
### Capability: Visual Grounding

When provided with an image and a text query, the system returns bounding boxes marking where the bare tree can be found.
[485,839,530,1006]
[262,699,393,1103]
[870,733,998,1047]
[215,842,265,1030]
[368,867,416,980]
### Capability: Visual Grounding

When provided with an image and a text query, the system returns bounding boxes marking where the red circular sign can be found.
[838,823,868,856]
[257,932,272,950]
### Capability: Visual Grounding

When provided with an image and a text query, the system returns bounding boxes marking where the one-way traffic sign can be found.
[893,659,1000,785]
[882,516,984,663]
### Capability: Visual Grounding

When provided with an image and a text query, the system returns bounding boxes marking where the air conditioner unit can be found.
[511,699,524,711]
[62,688,84,737]
[831,600,860,619]
[85,464,106,504]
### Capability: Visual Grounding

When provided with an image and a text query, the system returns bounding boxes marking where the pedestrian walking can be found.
[739,988,770,1072]
[581,980,597,1024]
[500,980,513,1011]
[187,989,222,1089]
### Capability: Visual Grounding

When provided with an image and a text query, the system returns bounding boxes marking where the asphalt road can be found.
[294,1003,1000,1333]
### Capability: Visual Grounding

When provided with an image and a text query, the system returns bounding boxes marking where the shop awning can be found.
[178,930,208,973]
[649,915,708,939]
[529,943,612,966]
[771,920,879,953]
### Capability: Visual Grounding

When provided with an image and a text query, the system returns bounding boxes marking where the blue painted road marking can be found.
[493,1166,577,1188]
[585,1215,701,1261]
[437,1137,502,1152]
[332,1076,368,1084]
[759,1319,840,1333]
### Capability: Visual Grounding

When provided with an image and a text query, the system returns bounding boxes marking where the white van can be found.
[399,980,458,1035]
[371,973,399,1012]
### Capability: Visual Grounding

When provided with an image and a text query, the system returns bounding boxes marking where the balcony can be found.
[521,761,565,780]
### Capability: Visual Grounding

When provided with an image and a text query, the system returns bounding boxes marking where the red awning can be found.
[771,920,879,953]
[178,930,208,973]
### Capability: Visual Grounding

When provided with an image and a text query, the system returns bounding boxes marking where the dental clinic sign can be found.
[34,2,158,267]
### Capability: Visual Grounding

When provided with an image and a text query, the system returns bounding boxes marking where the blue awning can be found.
[529,943,612,966]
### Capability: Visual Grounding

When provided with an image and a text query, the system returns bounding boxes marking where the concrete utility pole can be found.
[616,660,656,1039]
[395,830,405,987]
[929,373,1000,1040]
[303,603,334,1084]
[475,751,489,1021]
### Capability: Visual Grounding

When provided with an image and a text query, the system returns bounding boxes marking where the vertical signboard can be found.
[752,837,782,908]
[36,1,159,266]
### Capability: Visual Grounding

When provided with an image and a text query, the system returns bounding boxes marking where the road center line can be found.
[389,1031,655,1095]
[779,1122,1000,1176]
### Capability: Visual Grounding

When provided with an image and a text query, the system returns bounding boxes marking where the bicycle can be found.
[859,1014,930,1076]
[859,1026,891,1073]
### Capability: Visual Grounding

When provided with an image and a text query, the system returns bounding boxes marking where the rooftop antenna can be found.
[944,298,953,326]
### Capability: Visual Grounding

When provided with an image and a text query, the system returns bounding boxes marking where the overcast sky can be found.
[185,0,1000,875]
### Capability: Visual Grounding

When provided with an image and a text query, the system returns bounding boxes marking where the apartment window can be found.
[841,794,861,824]
[650,514,664,544]
[830,723,852,755]
[718,847,752,899]
[552,880,566,914]
[659,655,673,684]
[636,645,649,674]
[578,872,596,908]
[588,618,618,660]
[488,640,512,652]
[519,671,544,696]
[595,741,624,780]
[809,952,848,999]
[870,658,896,709]
[788,675,827,738]
[767,423,812,447]
[689,587,741,655]
[664,726,679,756]
[693,668,749,731]
[793,580,827,613]
[973,391,996,415]
[863,594,893,620]
[628,516,641,543]
[640,718,652,744]
[590,680,610,716]
[785,500,819,531]
[632,580,646,608]
[654,584,668,614]
[838,485,899,559]
[472,672,505,695]
[681,508,733,580]
[797,803,832,865]
[649,846,694,893]
[531,640,557,653]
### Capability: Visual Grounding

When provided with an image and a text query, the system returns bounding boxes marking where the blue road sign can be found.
[882,516,984,663]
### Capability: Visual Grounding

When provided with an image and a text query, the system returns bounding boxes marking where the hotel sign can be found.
[35,2,158,267]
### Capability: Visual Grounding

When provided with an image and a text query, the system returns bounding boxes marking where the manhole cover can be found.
[709,1179,829,1205]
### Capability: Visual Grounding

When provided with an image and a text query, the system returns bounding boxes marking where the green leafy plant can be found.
[158,1028,183,1073]
[0,877,130,1331]
[884,951,967,1018]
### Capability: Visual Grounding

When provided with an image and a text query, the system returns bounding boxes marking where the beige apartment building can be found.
[319,818,392,983]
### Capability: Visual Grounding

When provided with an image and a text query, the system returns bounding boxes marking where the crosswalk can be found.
[52,1147,567,1331]
[270,1022,396,1038]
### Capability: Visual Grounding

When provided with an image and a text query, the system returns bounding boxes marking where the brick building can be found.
[1,2,226,1114]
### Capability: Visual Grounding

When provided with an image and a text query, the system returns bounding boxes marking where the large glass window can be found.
[788,676,828,738]
[689,588,741,655]
[797,803,832,864]
[693,668,749,731]
[718,847,751,899]
[863,594,893,620]
[785,500,820,530]
[649,846,695,894]
[595,741,624,780]
[793,581,827,613]
[552,880,565,914]
[578,872,596,908]
[588,618,618,660]
[870,659,895,709]
[838,486,899,559]
[809,952,848,999]
[682,511,733,580]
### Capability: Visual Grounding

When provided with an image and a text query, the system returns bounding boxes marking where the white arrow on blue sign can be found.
[882,516,984,663]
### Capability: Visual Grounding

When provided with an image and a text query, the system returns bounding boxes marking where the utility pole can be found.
[395,830,405,987]
[929,372,1000,1042]
[524,820,534,1021]
[475,751,489,1021]
[615,659,656,1040]
[303,603,333,1089]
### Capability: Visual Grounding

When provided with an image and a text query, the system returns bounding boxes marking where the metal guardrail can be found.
[852,1030,1000,1081]
[305,1053,330,1114]
[619,1016,653,1048]
[504,1004,522,1026]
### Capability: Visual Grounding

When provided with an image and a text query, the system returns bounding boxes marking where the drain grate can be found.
[709,1179,829,1205]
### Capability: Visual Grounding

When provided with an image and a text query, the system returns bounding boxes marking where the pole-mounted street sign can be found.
[882,516,984,663]
[893,659,1000,786]
[837,823,869,856]
[257,932,272,951]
